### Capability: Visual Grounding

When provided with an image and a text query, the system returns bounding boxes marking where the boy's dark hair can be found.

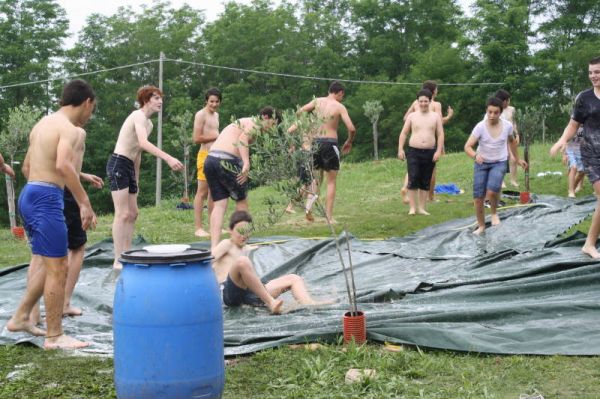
[259,106,282,125]
[59,80,95,107]
[590,56,600,65]
[417,89,433,100]
[422,80,437,94]
[495,89,511,102]
[205,87,222,102]
[328,81,345,94]
[486,96,504,110]
[229,210,253,230]
[137,85,163,107]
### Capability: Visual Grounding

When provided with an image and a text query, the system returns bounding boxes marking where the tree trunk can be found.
[372,121,379,161]
[5,166,16,229]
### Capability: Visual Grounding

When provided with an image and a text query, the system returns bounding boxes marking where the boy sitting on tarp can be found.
[211,210,325,314]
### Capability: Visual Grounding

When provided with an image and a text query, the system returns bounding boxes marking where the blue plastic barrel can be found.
[113,247,224,399]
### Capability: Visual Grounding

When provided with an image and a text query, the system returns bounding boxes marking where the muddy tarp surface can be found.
[1,195,599,356]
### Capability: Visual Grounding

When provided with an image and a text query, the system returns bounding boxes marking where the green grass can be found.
[1,143,598,398]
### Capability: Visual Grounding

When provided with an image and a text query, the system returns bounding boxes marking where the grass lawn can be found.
[1,143,599,398]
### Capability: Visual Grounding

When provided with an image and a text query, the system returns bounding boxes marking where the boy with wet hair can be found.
[551,56,600,258]
[193,87,222,238]
[212,210,327,314]
[398,89,444,215]
[107,85,184,269]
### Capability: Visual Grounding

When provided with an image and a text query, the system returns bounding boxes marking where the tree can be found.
[0,101,41,228]
[363,100,384,160]
[0,0,68,123]
[170,110,194,203]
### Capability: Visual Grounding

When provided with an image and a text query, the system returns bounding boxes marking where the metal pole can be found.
[155,52,164,206]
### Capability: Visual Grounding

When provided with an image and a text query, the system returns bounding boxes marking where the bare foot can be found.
[268,299,284,315]
[568,192,576,198]
[575,184,583,193]
[417,209,430,216]
[63,305,83,317]
[510,180,519,187]
[285,204,296,214]
[6,317,46,336]
[195,228,210,238]
[327,218,337,225]
[44,334,90,350]
[581,245,600,259]
[305,211,314,222]
[408,209,416,215]
[113,262,123,270]
[491,214,501,226]
[473,227,485,235]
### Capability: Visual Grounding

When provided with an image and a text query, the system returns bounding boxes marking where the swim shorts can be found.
[64,188,87,250]
[313,138,340,171]
[106,153,138,194]
[18,182,68,258]
[196,149,209,181]
[566,147,584,172]
[204,150,248,202]
[222,274,264,307]
[473,161,506,198]
[406,146,436,191]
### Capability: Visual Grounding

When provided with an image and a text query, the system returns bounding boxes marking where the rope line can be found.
[0,57,504,90]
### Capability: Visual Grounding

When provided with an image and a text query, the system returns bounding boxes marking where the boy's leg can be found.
[229,256,282,313]
[401,173,409,204]
[42,255,89,350]
[509,158,519,186]
[473,197,486,234]
[582,181,600,258]
[417,189,430,215]
[64,245,85,316]
[111,189,137,269]
[209,198,228,251]
[568,166,577,197]
[407,189,417,215]
[8,255,46,336]
[488,162,505,226]
[324,170,338,223]
[194,180,210,237]
[265,274,327,305]
[575,171,585,192]
[488,190,501,225]
[428,167,437,201]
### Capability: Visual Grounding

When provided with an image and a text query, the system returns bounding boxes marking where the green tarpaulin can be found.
[1,195,599,356]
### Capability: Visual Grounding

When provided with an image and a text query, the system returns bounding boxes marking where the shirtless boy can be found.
[494,89,520,187]
[398,89,444,215]
[401,80,453,203]
[107,86,184,269]
[0,152,15,178]
[7,79,96,350]
[205,107,279,250]
[212,210,327,314]
[193,88,221,238]
[28,127,104,324]
[296,81,357,223]
[465,97,527,235]
[550,56,600,258]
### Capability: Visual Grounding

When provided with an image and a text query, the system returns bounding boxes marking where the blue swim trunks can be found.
[18,182,68,258]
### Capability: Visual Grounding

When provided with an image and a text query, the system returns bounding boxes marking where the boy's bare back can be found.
[210,118,258,157]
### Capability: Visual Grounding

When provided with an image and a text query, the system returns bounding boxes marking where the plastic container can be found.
[343,311,366,344]
[11,226,25,240]
[520,191,531,204]
[114,247,224,399]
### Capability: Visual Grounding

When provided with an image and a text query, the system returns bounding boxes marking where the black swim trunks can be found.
[406,146,436,191]
[313,138,340,171]
[573,89,600,183]
[106,153,138,193]
[64,188,87,250]
[204,150,248,202]
[222,275,264,307]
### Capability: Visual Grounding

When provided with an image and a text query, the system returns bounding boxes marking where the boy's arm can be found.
[397,117,412,160]
[442,106,454,125]
[550,120,580,156]
[212,238,234,261]
[508,135,527,169]
[340,106,356,155]
[464,134,481,163]
[134,114,183,171]
[297,99,316,115]
[237,123,254,184]
[433,115,444,161]
[80,172,104,189]
[0,152,15,178]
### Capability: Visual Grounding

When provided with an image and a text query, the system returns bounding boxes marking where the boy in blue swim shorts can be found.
[7,80,97,350]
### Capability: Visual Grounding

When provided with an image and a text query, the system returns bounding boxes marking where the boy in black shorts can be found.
[551,56,600,258]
